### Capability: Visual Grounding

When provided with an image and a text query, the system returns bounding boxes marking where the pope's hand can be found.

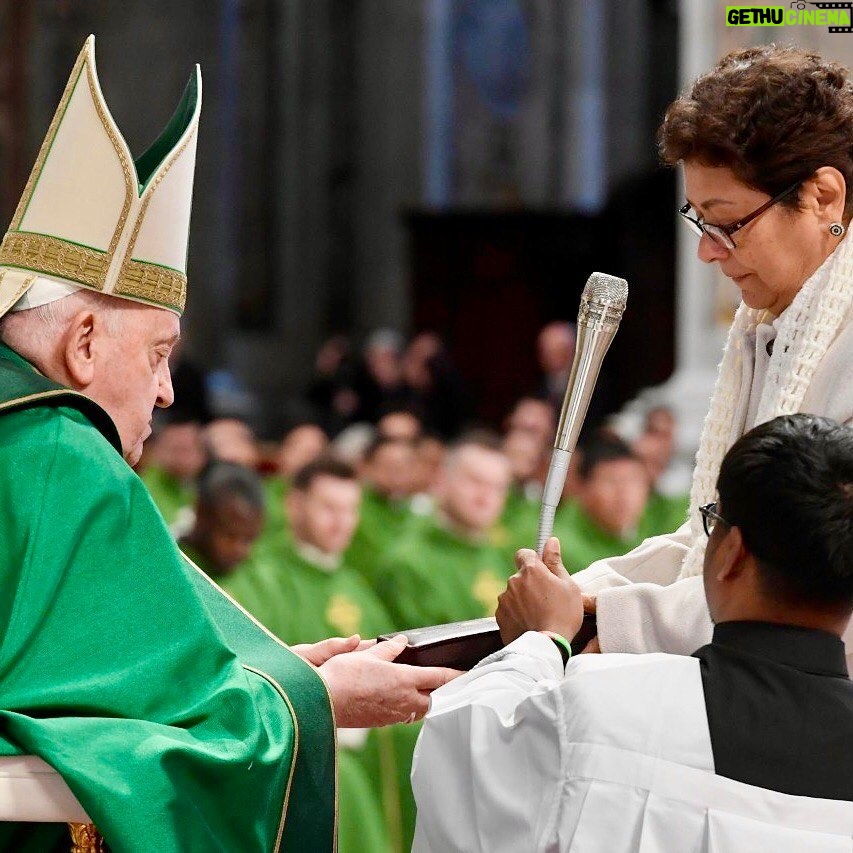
[496,537,584,645]
[291,634,374,667]
[319,635,460,728]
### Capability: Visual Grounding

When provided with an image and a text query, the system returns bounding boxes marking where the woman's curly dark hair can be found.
[659,45,853,215]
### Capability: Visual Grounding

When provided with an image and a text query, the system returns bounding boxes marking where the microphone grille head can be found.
[579,272,628,329]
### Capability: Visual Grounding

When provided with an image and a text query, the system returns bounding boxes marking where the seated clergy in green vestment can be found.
[139,413,206,530]
[346,434,419,587]
[0,36,455,852]
[373,432,512,850]
[179,461,267,579]
[376,431,514,630]
[223,457,398,853]
[552,433,659,574]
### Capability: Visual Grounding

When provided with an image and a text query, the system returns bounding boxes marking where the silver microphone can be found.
[536,272,629,556]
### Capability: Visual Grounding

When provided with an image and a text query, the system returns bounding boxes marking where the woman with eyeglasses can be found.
[566,44,853,670]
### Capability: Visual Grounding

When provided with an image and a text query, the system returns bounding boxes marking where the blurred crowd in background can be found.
[136,318,691,853]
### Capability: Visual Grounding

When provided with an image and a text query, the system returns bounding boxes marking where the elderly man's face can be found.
[89,305,179,466]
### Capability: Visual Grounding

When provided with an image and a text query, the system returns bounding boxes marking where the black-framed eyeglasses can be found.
[679,182,800,250]
[699,502,731,537]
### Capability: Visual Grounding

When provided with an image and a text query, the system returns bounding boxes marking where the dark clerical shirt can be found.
[694,620,853,800]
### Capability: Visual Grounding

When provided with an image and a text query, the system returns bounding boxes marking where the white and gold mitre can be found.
[0,35,201,317]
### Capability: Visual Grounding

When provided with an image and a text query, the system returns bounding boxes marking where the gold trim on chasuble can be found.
[2,43,187,314]
[181,555,341,849]
[242,664,299,852]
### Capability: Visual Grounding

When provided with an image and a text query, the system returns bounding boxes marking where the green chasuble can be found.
[345,487,416,588]
[373,515,513,851]
[139,464,194,526]
[0,343,335,852]
[223,535,394,644]
[375,514,512,631]
[223,537,396,853]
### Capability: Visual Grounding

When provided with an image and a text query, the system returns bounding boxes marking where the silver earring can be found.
[829,222,846,237]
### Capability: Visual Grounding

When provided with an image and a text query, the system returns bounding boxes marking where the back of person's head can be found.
[659,44,853,216]
[197,461,265,511]
[576,432,650,537]
[191,462,266,574]
[289,455,361,556]
[717,414,853,608]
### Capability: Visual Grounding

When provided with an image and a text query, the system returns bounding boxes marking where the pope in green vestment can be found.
[0,342,336,851]
[0,35,452,852]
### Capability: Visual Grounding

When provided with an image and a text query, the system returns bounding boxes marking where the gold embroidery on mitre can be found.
[472,570,503,616]
[0,232,107,288]
[326,594,362,637]
[117,259,186,313]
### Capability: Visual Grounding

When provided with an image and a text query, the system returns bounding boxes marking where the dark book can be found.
[380,613,597,671]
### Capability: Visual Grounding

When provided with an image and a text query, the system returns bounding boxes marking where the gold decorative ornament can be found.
[68,822,106,853]
[472,570,504,615]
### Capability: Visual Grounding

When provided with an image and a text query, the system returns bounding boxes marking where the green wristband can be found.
[540,631,572,668]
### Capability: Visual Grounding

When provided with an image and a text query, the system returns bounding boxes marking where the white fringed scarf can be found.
[679,233,853,578]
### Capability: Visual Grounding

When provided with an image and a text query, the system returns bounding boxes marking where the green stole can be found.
[0,344,336,851]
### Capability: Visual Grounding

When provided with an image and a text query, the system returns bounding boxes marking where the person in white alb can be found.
[412,414,853,852]
[571,45,853,670]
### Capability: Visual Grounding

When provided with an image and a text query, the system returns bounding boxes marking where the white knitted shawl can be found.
[679,233,853,578]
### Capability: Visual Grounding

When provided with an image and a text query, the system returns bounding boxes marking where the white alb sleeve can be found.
[411,632,566,853]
